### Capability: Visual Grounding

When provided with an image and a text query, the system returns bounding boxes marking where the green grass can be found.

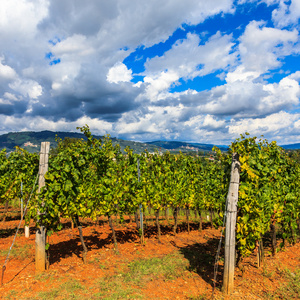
[4,276,87,300]
[264,268,300,299]
[276,269,300,299]
[88,255,112,270]
[34,271,55,282]
[25,252,188,300]
[262,265,275,279]
[93,251,189,299]
[95,276,144,300]
[0,243,33,260]
[4,289,19,300]
[34,279,86,300]
[188,295,207,300]
[123,251,189,286]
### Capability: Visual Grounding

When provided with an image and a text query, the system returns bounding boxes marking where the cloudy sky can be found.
[0,0,300,145]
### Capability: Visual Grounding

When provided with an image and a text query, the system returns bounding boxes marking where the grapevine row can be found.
[1,127,300,262]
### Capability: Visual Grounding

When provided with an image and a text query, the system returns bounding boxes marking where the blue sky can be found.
[0,0,299,145]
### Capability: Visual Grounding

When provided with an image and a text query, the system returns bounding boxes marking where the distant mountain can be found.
[0,131,157,154]
[0,131,85,153]
[3,131,297,154]
[145,141,229,152]
[281,143,300,150]
[0,131,227,154]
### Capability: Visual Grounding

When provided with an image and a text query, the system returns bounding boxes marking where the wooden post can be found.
[35,142,50,273]
[25,226,30,238]
[223,152,240,295]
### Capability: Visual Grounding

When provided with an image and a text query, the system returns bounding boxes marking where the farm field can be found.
[0,209,299,300]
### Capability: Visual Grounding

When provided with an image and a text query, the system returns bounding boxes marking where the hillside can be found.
[0,131,161,154]
[1,131,298,154]
[281,143,300,150]
[147,140,229,152]
[0,131,223,154]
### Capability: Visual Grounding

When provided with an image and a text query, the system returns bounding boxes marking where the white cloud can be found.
[237,0,279,4]
[48,61,82,94]
[239,21,298,74]
[9,79,43,100]
[107,62,133,83]
[0,58,17,80]
[0,0,49,40]
[184,114,226,131]
[272,0,300,28]
[228,111,299,137]
[115,104,188,140]
[261,76,300,109]
[51,34,95,58]
[3,93,19,101]
[289,71,300,81]
[0,98,12,105]
[0,115,113,136]
[144,71,180,101]
[196,73,299,118]
[145,32,235,78]
[94,0,235,50]
[143,32,236,100]
[203,115,226,129]
[226,66,261,83]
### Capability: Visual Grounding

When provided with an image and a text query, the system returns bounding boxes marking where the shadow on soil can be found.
[0,226,36,238]
[178,236,224,288]
[48,220,212,265]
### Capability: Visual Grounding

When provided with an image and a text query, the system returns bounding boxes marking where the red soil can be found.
[0,212,299,299]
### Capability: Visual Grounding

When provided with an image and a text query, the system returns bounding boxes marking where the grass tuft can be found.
[35,279,86,300]
[264,268,300,300]
[94,251,189,299]
[95,276,143,299]
[123,251,189,286]
[0,243,33,260]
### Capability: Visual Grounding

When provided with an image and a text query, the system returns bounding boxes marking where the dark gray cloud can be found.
[38,0,119,37]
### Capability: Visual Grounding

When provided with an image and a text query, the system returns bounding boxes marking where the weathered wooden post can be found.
[223,152,240,295]
[35,142,50,272]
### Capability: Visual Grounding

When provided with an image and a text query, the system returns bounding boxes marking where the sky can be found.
[0,0,300,145]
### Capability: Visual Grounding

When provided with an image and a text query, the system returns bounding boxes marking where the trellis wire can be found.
[20,181,23,220]
[211,194,229,299]
[137,158,144,240]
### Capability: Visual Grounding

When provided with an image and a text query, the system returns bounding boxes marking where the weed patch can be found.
[95,276,143,299]
[0,243,33,260]
[123,251,189,286]
[34,279,86,300]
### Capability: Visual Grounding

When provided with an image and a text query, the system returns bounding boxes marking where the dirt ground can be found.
[0,210,299,299]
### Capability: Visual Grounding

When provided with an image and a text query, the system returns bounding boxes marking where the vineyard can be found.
[0,126,300,298]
